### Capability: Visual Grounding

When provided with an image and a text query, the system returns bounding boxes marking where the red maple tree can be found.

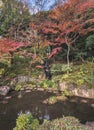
[40,0,94,67]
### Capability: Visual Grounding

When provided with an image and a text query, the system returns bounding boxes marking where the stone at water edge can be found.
[0,86,10,96]
[58,82,68,91]
[86,121,94,127]
[4,96,12,100]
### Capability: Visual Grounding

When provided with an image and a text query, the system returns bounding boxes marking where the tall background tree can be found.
[0,0,31,39]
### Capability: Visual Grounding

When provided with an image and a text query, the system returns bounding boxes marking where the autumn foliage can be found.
[40,0,94,60]
[0,38,26,58]
[1,0,94,64]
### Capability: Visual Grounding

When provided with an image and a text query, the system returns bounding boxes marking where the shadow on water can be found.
[0,90,94,130]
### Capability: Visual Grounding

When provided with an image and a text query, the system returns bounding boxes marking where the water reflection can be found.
[44,109,50,120]
[0,90,94,130]
[17,108,50,124]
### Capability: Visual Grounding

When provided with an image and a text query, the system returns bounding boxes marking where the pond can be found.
[0,90,94,130]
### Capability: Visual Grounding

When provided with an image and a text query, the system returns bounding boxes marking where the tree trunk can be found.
[67,44,70,74]
[10,51,14,65]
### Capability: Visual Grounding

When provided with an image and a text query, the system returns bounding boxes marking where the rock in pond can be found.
[0,86,10,96]
[86,121,94,127]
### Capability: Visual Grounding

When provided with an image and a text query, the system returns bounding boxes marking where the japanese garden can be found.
[0,0,94,130]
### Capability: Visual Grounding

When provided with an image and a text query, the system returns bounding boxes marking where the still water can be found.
[0,90,94,130]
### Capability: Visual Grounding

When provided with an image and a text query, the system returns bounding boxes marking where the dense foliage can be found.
[0,0,31,37]
[0,1,94,130]
[38,0,94,66]
[13,113,39,130]
[14,115,93,130]
[0,0,94,86]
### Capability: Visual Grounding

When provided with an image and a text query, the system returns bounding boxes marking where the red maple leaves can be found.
[0,38,26,58]
[39,0,94,60]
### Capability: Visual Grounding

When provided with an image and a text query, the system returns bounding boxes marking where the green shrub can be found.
[86,34,94,50]
[57,63,94,88]
[13,113,39,130]
[37,116,91,130]
[51,63,72,75]
[15,84,22,91]
[39,79,56,89]
[48,96,57,104]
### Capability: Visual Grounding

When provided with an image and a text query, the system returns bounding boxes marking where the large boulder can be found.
[58,81,68,91]
[0,86,10,96]
[58,82,94,98]
[70,86,94,98]
[17,75,33,83]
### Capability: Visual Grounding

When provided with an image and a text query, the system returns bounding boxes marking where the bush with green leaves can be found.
[39,79,57,89]
[37,116,93,130]
[86,34,94,50]
[13,113,39,130]
[52,63,94,89]
[51,63,72,75]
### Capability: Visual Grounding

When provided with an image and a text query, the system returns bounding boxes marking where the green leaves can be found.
[0,0,31,36]
[51,63,72,75]
[13,113,39,130]
[86,34,94,50]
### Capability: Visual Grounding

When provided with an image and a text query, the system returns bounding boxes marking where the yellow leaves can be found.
[29,55,42,65]
[37,40,50,49]
[76,79,84,85]
[0,68,4,75]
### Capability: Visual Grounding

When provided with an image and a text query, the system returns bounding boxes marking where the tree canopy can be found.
[36,0,94,65]
[0,0,31,37]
